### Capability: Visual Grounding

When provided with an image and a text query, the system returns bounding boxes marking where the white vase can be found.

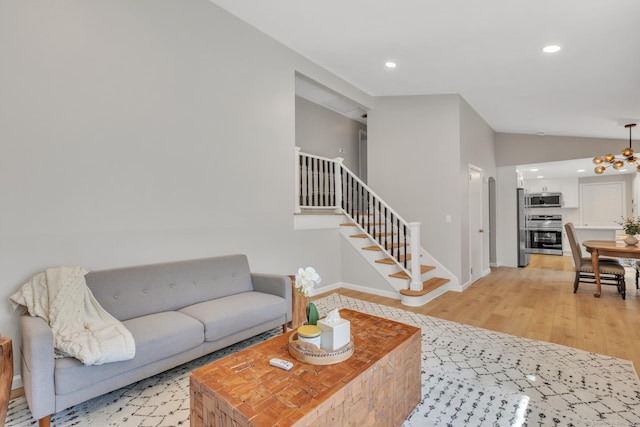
[624,235,638,246]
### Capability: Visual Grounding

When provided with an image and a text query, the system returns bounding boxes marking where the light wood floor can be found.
[314,254,640,371]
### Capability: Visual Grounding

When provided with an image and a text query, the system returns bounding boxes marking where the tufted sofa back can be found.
[85,254,254,321]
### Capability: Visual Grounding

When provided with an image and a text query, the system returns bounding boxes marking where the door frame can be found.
[469,165,484,283]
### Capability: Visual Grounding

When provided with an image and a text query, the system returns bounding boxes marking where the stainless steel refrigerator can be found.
[517,188,530,267]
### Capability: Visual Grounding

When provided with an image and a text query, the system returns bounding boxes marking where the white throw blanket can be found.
[11,267,136,366]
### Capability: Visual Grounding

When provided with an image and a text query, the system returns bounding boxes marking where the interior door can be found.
[469,167,483,283]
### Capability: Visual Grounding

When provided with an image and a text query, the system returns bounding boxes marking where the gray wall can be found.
[496,133,627,166]
[0,0,374,377]
[295,96,366,173]
[366,94,496,285]
[368,95,460,278]
[460,98,497,280]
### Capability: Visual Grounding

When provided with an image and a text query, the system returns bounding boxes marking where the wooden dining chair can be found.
[564,222,627,299]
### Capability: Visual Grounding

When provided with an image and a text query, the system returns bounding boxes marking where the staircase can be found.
[338,219,452,306]
[295,148,457,306]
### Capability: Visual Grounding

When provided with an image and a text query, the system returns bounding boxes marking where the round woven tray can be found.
[288,332,354,365]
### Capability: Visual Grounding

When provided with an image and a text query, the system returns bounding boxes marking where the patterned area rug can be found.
[6,294,640,426]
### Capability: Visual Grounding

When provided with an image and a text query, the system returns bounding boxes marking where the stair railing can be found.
[295,148,423,291]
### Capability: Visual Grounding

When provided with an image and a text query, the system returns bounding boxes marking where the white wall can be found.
[0,0,374,377]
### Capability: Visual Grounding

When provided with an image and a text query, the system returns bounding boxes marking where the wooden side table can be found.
[288,275,308,329]
[0,336,13,426]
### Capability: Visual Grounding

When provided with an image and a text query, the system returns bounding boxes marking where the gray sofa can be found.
[18,254,291,427]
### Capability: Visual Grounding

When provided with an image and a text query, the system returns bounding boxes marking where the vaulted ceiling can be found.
[210,0,640,141]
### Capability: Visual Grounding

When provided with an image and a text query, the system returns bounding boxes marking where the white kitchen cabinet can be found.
[525,179,557,193]
[559,178,579,208]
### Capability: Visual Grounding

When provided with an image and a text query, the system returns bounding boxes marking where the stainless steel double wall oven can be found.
[527,214,563,255]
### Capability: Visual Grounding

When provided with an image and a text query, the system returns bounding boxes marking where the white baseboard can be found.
[314,281,401,300]
[12,374,22,390]
[458,267,491,292]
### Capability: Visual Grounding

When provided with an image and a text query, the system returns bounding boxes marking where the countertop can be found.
[573,225,622,230]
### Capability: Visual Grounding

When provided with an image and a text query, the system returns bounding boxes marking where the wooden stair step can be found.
[350,232,396,238]
[384,243,407,249]
[399,277,450,296]
[375,254,422,264]
[388,265,435,279]
[363,242,407,251]
[341,222,384,227]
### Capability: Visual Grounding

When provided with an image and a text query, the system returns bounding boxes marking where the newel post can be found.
[334,157,344,214]
[294,147,301,214]
[409,222,422,291]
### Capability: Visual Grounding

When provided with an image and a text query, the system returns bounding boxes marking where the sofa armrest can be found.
[19,314,55,420]
[251,273,292,322]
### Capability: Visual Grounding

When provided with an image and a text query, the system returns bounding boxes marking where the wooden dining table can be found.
[582,239,640,297]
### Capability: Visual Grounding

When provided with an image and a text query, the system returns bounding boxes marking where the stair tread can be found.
[384,243,407,248]
[375,254,421,264]
[351,232,396,239]
[362,242,407,251]
[399,277,450,296]
[388,265,435,279]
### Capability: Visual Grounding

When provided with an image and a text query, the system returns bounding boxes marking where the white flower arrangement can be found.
[294,267,321,297]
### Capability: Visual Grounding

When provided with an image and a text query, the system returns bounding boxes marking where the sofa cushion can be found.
[179,292,287,342]
[86,254,254,321]
[54,311,203,395]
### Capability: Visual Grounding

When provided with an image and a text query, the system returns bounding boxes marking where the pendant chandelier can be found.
[593,123,638,174]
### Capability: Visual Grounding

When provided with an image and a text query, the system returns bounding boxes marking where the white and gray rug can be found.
[5,294,640,426]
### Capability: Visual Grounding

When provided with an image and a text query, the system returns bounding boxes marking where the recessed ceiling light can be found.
[542,45,561,53]
[577,169,585,173]
[530,168,538,172]
[536,175,544,179]
[385,61,397,68]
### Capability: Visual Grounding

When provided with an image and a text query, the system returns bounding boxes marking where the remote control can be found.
[269,358,293,370]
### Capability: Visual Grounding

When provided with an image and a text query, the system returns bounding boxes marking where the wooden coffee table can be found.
[190,309,421,426]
